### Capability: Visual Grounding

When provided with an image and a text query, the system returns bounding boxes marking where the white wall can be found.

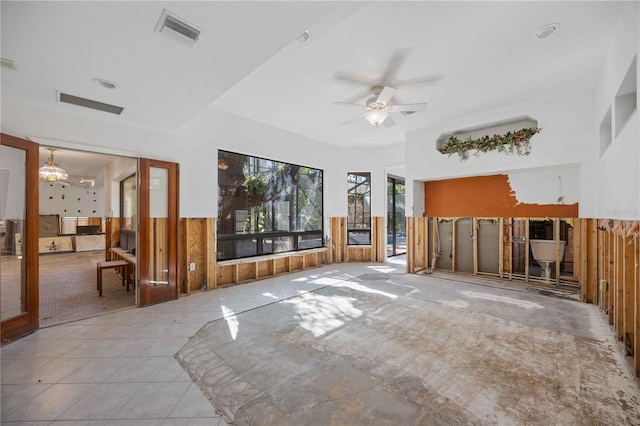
[173,107,341,219]
[0,145,26,219]
[336,142,405,218]
[405,90,597,218]
[507,164,580,206]
[595,2,639,220]
[39,181,104,218]
[106,156,137,218]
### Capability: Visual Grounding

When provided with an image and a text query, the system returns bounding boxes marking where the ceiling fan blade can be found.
[342,89,374,105]
[334,71,375,86]
[342,111,368,125]
[388,103,427,112]
[376,86,396,105]
[380,48,410,86]
[393,74,442,87]
[382,116,396,128]
[333,102,366,109]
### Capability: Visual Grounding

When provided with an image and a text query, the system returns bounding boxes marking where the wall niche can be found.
[614,55,637,137]
[436,115,539,160]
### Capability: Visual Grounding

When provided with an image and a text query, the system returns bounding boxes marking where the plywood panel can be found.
[623,235,634,349]
[330,217,346,263]
[289,256,303,271]
[406,217,415,272]
[635,239,640,376]
[616,235,623,339]
[275,258,288,275]
[583,219,598,304]
[217,264,234,286]
[237,262,256,282]
[184,218,207,293]
[206,218,216,290]
[406,216,427,272]
[374,216,385,262]
[427,218,434,271]
[257,260,271,278]
[425,175,578,218]
[179,218,187,293]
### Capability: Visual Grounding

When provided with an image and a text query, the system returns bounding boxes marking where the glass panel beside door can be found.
[149,167,169,288]
[0,146,26,321]
[387,177,406,257]
[138,158,178,307]
[1,134,39,343]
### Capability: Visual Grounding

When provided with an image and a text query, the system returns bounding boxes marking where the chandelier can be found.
[39,149,68,182]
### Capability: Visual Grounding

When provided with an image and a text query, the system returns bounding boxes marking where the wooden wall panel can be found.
[624,236,635,349]
[104,217,120,261]
[184,219,207,293]
[590,222,640,376]
[635,239,640,376]
[373,216,385,262]
[330,217,346,263]
[407,217,429,273]
[616,235,624,340]
[179,218,187,293]
[407,217,415,272]
[275,258,288,274]
[206,218,216,290]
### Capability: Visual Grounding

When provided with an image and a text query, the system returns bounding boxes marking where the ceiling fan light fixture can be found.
[365,109,388,127]
[39,149,68,182]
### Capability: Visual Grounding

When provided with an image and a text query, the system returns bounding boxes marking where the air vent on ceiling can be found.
[57,92,124,115]
[155,9,201,44]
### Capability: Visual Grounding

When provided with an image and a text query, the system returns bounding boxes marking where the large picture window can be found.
[347,172,371,245]
[217,150,323,260]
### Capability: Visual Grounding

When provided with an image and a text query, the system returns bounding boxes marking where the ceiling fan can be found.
[333,49,440,127]
[334,85,426,127]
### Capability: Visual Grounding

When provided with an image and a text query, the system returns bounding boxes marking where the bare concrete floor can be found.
[177,269,640,425]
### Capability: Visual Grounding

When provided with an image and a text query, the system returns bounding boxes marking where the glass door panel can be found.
[1,135,39,343]
[387,177,406,257]
[1,147,26,321]
[138,158,178,306]
[149,167,169,288]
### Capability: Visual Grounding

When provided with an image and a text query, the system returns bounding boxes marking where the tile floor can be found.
[2,262,400,425]
[2,257,634,425]
[1,251,135,327]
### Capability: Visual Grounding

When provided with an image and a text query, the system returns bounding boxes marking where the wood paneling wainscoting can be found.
[594,220,640,376]
[407,217,581,290]
[327,217,385,264]
[407,216,640,377]
[177,217,386,293]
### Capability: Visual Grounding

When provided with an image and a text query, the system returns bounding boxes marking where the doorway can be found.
[36,146,138,326]
[387,176,406,257]
[2,133,180,342]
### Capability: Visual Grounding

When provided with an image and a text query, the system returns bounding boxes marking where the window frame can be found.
[347,172,372,246]
[217,150,324,261]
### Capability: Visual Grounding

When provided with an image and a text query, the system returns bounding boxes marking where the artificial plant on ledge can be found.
[438,127,541,161]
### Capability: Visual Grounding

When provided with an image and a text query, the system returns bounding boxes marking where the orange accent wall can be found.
[424,174,578,218]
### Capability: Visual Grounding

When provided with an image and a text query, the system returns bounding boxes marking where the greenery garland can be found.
[438,127,541,161]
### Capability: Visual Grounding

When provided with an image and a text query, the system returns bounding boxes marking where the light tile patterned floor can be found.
[5,257,623,424]
[2,251,136,326]
[1,262,389,424]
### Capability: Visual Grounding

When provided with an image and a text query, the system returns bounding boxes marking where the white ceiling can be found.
[1,1,625,152]
[37,145,127,187]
